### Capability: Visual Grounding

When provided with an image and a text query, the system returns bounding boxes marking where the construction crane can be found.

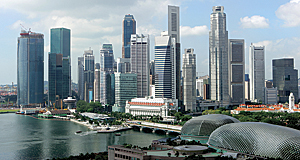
[20,24,31,33]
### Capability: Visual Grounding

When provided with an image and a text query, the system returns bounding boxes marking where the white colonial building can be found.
[125,96,178,118]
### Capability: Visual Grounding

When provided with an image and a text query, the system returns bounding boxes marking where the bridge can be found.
[127,121,182,135]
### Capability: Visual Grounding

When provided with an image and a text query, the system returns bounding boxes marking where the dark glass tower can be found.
[273,58,298,103]
[122,14,136,58]
[17,30,44,106]
[100,44,114,105]
[48,28,71,107]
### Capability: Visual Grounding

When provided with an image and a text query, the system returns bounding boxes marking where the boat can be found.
[115,133,121,136]
[76,131,82,133]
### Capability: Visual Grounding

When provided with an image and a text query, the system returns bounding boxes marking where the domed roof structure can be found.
[181,114,240,143]
[208,122,300,160]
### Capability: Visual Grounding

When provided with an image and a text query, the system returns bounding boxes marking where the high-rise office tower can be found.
[155,31,176,99]
[168,5,181,101]
[130,34,150,98]
[249,44,265,102]
[209,6,229,106]
[122,14,136,58]
[149,60,155,85]
[100,44,114,105]
[17,30,44,106]
[245,74,250,100]
[48,28,71,106]
[78,57,84,100]
[114,73,137,112]
[228,39,245,105]
[117,58,131,73]
[83,49,94,102]
[94,63,100,102]
[182,48,196,111]
[273,58,298,103]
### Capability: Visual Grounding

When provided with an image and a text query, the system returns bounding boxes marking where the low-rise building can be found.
[262,87,277,104]
[125,96,178,118]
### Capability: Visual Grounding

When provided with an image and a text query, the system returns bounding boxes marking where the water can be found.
[0,114,173,160]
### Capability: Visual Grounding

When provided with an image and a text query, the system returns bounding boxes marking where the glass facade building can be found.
[122,14,136,58]
[272,58,298,103]
[228,39,245,105]
[114,73,137,112]
[17,30,44,106]
[209,6,230,106]
[77,57,84,100]
[48,28,71,106]
[100,44,114,105]
[83,49,94,102]
[154,32,176,99]
[208,122,300,160]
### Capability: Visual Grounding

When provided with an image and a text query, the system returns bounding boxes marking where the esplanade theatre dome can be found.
[181,114,240,143]
[208,122,300,160]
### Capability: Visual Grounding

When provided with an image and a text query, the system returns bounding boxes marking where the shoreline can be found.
[70,119,132,133]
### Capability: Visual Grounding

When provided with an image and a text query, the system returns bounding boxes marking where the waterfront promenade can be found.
[127,121,182,133]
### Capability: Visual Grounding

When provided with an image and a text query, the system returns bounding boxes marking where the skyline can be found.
[1,0,300,84]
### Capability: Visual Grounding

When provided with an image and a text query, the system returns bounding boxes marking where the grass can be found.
[0,109,19,113]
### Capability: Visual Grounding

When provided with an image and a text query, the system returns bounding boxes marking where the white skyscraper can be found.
[94,63,100,102]
[228,39,245,105]
[155,31,176,99]
[130,34,150,98]
[249,44,265,102]
[168,5,180,43]
[182,48,196,111]
[209,6,229,106]
[168,5,181,101]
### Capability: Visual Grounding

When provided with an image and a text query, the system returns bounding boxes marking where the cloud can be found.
[240,15,269,28]
[276,0,300,27]
[3,0,182,83]
[180,25,208,36]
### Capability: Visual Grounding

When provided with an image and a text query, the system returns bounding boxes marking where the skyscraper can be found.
[168,5,181,101]
[209,6,229,106]
[17,30,44,106]
[83,49,94,102]
[182,48,196,111]
[130,34,150,98]
[114,73,137,112]
[273,58,298,103]
[94,63,100,102]
[149,60,155,85]
[228,39,245,105]
[77,57,84,100]
[155,31,176,99]
[48,28,71,106]
[100,44,114,105]
[249,44,265,102]
[122,14,136,58]
[117,58,131,73]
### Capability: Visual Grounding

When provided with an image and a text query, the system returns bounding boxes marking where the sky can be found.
[1,0,300,84]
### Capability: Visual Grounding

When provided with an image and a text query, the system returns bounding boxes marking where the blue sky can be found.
[0,0,299,84]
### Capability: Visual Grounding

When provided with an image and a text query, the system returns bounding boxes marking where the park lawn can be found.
[0,109,19,113]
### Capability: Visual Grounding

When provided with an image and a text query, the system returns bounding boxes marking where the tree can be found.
[175,112,183,120]
[175,151,179,157]
[167,152,171,157]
